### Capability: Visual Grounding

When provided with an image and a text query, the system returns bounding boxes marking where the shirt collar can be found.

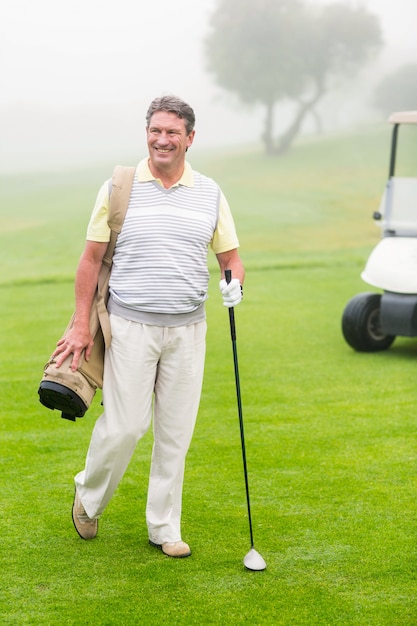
[136,158,194,188]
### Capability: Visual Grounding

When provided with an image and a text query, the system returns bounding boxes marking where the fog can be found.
[1,0,417,173]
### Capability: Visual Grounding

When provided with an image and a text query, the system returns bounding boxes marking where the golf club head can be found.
[243,548,267,571]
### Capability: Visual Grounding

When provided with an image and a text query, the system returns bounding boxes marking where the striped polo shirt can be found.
[87,159,239,326]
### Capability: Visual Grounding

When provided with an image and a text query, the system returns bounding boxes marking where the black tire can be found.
[342,292,395,352]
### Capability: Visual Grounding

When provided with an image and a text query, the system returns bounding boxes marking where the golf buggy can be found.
[342,111,417,352]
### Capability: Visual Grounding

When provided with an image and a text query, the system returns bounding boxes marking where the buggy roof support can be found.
[389,124,399,178]
[387,111,417,178]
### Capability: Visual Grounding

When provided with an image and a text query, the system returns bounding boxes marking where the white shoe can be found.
[149,540,191,558]
[72,490,98,539]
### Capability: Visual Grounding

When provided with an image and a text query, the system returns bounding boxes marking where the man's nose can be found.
[158,131,169,144]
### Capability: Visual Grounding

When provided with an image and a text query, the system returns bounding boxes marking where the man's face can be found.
[147,111,195,174]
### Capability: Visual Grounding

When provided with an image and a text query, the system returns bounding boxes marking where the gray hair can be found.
[146,95,196,135]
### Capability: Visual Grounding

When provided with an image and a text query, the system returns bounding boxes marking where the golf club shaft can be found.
[225,269,254,548]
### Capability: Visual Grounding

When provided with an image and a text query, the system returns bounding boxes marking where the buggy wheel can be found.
[342,292,395,352]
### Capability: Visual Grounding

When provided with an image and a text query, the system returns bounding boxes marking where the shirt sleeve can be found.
[211,190,240,254]
[86,180,111,242]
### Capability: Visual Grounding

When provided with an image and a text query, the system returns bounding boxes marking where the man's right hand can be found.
[52,326,94,372]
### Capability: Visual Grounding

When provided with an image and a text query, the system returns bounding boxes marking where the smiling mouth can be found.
[155,148,172,153]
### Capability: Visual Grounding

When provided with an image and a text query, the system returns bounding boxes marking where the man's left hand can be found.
[219,278,242,307]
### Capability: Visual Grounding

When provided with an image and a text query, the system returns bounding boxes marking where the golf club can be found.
[225,269,266,572]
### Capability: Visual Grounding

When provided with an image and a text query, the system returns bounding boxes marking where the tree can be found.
[373,64,417,117]
[205,0,382,155]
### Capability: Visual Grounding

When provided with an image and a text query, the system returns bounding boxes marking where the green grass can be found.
[1,125,417,624]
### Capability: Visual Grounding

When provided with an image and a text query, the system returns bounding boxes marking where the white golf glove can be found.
[219,278,242,307]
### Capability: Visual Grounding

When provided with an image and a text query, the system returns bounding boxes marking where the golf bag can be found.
[38,165,136,421]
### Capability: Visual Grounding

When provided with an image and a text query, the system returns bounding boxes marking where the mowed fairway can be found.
[1,125,417,625]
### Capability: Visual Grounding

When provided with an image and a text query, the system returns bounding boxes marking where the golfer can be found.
[53,95,244,558]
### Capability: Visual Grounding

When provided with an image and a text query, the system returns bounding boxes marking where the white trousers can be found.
[75,314,207,544]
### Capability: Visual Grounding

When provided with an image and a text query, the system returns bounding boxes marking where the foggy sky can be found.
[1,0,417,173]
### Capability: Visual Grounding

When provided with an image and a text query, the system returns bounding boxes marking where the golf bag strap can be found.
[97,165,136,347]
